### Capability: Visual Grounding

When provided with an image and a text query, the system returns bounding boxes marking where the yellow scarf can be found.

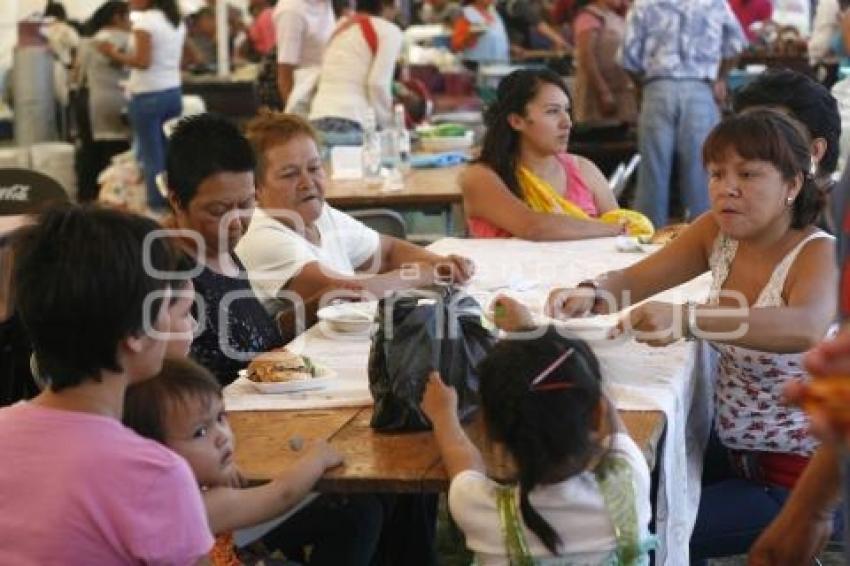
[517,164,654,237]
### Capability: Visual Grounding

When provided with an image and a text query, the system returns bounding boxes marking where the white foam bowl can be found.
[317,303,376,334]
[419,131,474,152]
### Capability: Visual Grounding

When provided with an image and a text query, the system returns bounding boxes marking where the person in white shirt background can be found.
[273,0,336,114]
[75,0,132,202]
[97,0,187,211]
[43,1,81,114]
[308,0,403,146]
[809,0,845,64]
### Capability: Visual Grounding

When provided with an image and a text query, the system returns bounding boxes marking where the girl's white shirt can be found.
[448,432,651,565]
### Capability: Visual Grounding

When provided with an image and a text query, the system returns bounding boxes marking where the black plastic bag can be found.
[368,286,497,431]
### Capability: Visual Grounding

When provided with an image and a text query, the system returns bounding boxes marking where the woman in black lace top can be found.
[163,113,286,386]
[190,256,284,385]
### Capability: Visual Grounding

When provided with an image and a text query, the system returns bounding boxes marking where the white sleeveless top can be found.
[707,231,833,456]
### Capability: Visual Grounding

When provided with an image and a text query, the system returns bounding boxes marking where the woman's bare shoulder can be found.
[459,163,508,193]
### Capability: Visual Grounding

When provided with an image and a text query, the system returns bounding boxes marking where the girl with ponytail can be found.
[421,307,654,564]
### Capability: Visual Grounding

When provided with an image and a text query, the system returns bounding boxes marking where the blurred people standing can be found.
[810,0,847,65]
[97,0,187,211]
[75,0,132,201]
[273,0,336,114]
[247,0,277,57]
[43,1,81,129]
[309,0,404,144]
[620,0,745,228]
[728,0,772,42]
[187,7,218,68]
[420,0,461,25]
[451,0,510,69]
[572,0,636,123]
[498,0,569,52]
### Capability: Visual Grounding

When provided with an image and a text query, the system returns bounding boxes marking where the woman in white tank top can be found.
[543,109,839,559]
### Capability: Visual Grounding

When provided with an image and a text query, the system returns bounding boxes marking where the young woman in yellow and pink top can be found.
[461,67,652,240]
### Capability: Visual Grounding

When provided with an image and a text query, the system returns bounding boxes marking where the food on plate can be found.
[643,223,688,245]
[800,376,850,430]
[599,209,654,238]
[245,349,316,383]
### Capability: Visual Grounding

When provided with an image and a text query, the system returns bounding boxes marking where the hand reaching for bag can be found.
[491,294,535,332]
[421,371,458,425]
[434,254,476,285]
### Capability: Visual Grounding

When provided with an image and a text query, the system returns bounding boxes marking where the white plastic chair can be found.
[609,154,641,199]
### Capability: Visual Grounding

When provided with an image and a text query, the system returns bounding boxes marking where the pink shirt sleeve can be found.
[127,457,214,564]
[573,11,602,37]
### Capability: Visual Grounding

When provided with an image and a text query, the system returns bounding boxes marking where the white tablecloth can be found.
[225,236,714,565]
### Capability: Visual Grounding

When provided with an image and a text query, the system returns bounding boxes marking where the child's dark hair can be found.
[476,68,570,198]
[477,328,608,555]
[124,358,222,443]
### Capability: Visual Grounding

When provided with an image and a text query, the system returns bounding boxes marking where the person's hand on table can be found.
[421,371,458,426]
[610,301,685,347]
[223,466,248,488]
[298,439,344,471]
[491,294,535,332]
[545,285,598,319]
[434,254,475,285]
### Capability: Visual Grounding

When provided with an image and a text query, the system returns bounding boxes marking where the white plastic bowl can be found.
[317,303,376,334]
[419,130,474,152]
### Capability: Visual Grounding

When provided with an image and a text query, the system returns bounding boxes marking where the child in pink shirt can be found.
[0,205,213,565]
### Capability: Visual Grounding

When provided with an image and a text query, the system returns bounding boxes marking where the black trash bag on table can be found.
[368,286,497,431]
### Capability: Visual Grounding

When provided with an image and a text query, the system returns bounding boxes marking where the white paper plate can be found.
[317,303,376,334]
[238,363,337,394]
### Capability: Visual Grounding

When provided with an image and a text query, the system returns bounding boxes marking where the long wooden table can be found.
[324,166,463,209]
[230,406,664,493]
[325,165,464,235]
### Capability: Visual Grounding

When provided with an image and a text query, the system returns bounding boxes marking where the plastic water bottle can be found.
[381,128,404,192]
[393,104,411,175]
[362,108,382,185]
